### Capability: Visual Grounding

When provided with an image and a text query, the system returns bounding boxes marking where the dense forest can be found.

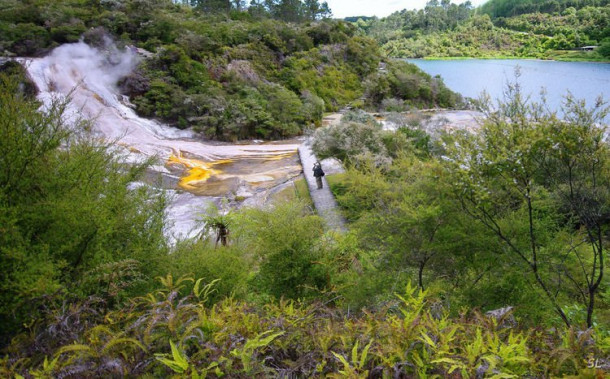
[1,0,609,377]
[356,0,610,60]
[480,0,610,18]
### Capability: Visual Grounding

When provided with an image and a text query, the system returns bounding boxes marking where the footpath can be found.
[298,141,347,233]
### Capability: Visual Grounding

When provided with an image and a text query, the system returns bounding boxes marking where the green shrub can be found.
[598,38,610,58]
[233,202,330,300]
[0,72,168,343]
[8,23,50,55]
[50,23,87,44]
[169,242,251,303]
[311,115,390,167]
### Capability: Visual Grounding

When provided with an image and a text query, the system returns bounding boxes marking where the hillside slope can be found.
[0,0,463,140]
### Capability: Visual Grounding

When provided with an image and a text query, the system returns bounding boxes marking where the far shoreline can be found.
[401,55,610,64]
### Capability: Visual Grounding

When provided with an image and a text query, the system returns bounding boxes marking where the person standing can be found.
[312,161,325,189]
[215,223,229,247]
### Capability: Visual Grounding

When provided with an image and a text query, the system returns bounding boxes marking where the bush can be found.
[50,23,87,44]
[8,23,50,56]
[3,278,607,377]
[233,202,330,300]
[340,109,379,124]
[311,115,390,167]
[0,72,168,343]
[363,60,462,110]
[598,38,610,58]
[168,242,251,303]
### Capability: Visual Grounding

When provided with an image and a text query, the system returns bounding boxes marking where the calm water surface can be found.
[407,59,610,120]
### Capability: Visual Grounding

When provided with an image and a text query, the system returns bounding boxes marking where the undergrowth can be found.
[2,277,608,378]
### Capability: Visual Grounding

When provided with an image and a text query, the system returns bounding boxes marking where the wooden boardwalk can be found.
[298,141,347,233]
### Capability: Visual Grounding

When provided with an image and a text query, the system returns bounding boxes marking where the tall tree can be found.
[535,96,609,327]
[265,0,331,22]
[303,0,331,20]
[192,0,231,13]
[231,0,246,11]
[247,0,269,18]
[270,0,304,22]
[445,79,609,327]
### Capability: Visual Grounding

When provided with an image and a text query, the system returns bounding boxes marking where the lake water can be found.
[407,59,610,121]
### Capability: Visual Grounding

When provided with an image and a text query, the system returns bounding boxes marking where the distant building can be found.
[579,46,598,51]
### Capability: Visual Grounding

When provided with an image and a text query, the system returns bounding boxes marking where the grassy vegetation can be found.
[419,55,535,60]
[545,49,610,61]
[325,173,346,191]
[325,173,348,215]
[416,51,610,61]
[270,177,313,207]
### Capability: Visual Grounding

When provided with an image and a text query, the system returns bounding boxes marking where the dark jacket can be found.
[313,163,325,177]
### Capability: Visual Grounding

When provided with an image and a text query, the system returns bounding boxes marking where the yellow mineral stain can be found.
[167,154,233,189]
[167,150,296,193]
[117,142,141,154]
[93,93,105,105]
[264,152,295,161]
[237,151,296,161]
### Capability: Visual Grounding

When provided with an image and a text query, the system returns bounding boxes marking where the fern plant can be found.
[230,330,285,375]
[331,339,373,378]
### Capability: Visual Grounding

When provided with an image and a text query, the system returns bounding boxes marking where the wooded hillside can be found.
[0,0,463,141]
[355,0,610,60]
